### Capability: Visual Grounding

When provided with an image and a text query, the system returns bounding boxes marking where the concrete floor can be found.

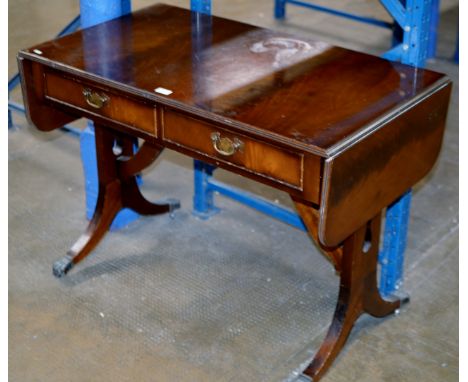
[9,1,458,381]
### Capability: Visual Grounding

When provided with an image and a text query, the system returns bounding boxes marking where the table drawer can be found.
[162,110,304,189]
[44,71,157,135]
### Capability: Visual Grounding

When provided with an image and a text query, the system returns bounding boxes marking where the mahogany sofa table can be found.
[18,4,451,381]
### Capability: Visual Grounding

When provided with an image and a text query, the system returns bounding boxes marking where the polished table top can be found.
[20,3,446,156]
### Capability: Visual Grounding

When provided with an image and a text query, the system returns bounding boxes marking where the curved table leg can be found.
[117,135,180,216]
[53,180,122,277]
[53,125,180,277]
[122,177,180,216]
[295,208,406,381]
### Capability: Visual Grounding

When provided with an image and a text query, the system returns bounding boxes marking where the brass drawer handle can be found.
[82,88,109,109]
[210,132,244,156]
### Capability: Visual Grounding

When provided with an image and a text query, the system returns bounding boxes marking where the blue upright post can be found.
[80,0,130,26]
[8,110,13,129]
[193,161,219,219]
[190,0,211,14]
[427,0,439,58]
[274,0,287,19]
[379,0,434,296]
[379,191,411,294]
[191,0,219,219]
[80,0,137,230]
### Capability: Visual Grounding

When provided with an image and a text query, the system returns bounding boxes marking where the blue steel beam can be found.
[380,0,407,28]
[383,43,403,61]
[190,0,211,14]
[7,101,25,114]
[80,0,130,28]
[207,178,307,231]
[379,191,411,295]
[379,0,435,297]
[279,0,394,29]
[191,0,219,219]
[193,160,219,219]
[274,0,287,19]
[57,14,81,37]
[405,0,432,66]
[8,75,21,94]
[427,0,439,58]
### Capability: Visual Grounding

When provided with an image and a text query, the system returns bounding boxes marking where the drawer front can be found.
[163,110,303,189]
[44,71,157,135]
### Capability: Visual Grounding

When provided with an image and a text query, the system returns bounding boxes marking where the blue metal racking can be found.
[274,0,439,60]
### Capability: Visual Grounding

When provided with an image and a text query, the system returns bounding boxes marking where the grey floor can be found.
[9,1,458,381]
